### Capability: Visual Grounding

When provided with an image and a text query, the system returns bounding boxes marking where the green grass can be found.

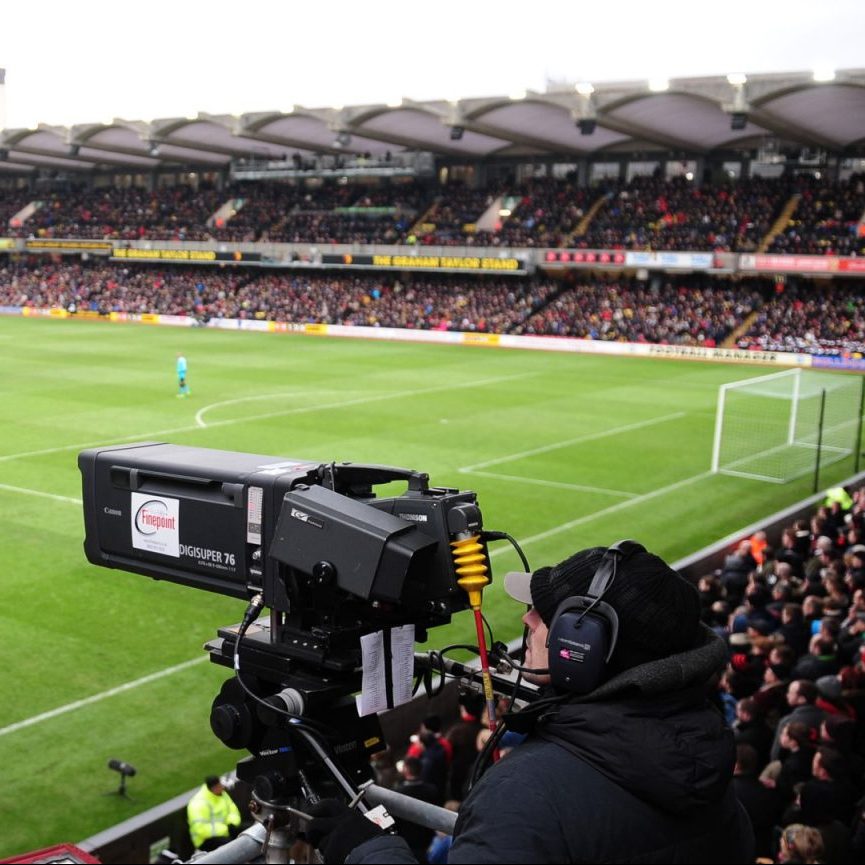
[0,315,861,856]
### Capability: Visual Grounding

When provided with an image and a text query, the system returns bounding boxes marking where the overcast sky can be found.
[1,0,863,130]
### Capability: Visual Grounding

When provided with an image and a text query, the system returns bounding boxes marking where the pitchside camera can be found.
[79,443,486,672]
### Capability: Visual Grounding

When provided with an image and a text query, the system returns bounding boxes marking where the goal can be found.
[711,368,863,483]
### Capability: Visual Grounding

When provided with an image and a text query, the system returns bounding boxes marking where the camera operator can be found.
[304,541,755,863]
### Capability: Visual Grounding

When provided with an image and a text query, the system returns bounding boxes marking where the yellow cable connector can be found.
[451,534,489,608]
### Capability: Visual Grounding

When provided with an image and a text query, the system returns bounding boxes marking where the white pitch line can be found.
[0,483,81,504]
[194,391,310,428]
[463,470,636,497]
[487,470,715,556]
[0,656,208,739]
[459,412,686,472]
[0,372,534,464]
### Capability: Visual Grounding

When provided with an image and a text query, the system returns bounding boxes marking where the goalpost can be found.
[711,367,864,483]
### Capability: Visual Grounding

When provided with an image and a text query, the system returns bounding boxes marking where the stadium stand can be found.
[766,173,865,257]
[3,172,863,250]
[736,281,865,356]
[2,170,865,360]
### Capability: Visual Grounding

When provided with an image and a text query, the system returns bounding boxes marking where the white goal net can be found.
[711,368,863,483]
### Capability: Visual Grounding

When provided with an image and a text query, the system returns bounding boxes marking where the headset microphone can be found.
[490,640,549,676]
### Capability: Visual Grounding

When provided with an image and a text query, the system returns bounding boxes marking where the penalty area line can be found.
[0,656,208,739]
[0,483,81,504]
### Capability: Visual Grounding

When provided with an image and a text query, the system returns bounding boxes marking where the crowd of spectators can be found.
[768,174,865,257]
[0,260,559,333]
[6,184,226,241]
[2,258,865,356]
[413,182,504,246]
[516,274,766,346]
[737,281,865,356]
[0,191,39,230]
[491,176,598,248]
[216,181,432,245]
[219,271,561,332]
[700,485,865,862]
[578,174,798,252]
[1,181,430,246]
[3,172,863,253]
[0,260,251,316]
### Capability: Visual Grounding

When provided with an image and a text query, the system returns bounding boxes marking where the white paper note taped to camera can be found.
[357,624,415,716]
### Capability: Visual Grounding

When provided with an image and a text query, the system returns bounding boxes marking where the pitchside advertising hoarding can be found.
[3,303,862,370]
[813,355,865,372]
[739,254,865,274]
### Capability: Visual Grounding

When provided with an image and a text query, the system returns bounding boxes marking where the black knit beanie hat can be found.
[529,545,702,671]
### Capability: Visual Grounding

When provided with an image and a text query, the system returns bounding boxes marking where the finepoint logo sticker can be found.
[135,500,175,534]
[131,492,180,557]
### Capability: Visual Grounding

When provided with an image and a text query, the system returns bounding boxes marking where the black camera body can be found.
[79,442,486,671]
[79,442,490,804]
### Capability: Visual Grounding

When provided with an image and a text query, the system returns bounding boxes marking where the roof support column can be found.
[577,159,589,188]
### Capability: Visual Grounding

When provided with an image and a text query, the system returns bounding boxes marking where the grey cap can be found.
[503,571,533,605]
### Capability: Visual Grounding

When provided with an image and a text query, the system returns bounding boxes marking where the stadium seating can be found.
[3,173,864,252]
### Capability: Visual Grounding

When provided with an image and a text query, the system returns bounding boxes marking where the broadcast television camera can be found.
[79,442,489,813]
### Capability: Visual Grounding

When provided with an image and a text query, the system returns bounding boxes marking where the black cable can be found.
[502,624,531,714]
[419,644,483,696]
[231,596,334,741]
[231,597,364,805]
[481,612,494,647]
[482,530,531,572]
[468,718,509,790]
[440,643,482,656]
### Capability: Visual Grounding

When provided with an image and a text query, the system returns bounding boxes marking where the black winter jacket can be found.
[348,626,754,864]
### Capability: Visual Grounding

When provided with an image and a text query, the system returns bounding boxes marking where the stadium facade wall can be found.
[5,236,865,278]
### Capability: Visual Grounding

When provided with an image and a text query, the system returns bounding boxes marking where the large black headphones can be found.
[546,539,645,694]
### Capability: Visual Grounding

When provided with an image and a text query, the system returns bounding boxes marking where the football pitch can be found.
[0,315,861,855]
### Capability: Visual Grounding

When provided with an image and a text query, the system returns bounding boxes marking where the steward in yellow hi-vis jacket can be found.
[186,775,242,852]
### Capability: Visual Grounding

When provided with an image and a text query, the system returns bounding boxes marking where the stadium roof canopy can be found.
[1,68,865,175]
